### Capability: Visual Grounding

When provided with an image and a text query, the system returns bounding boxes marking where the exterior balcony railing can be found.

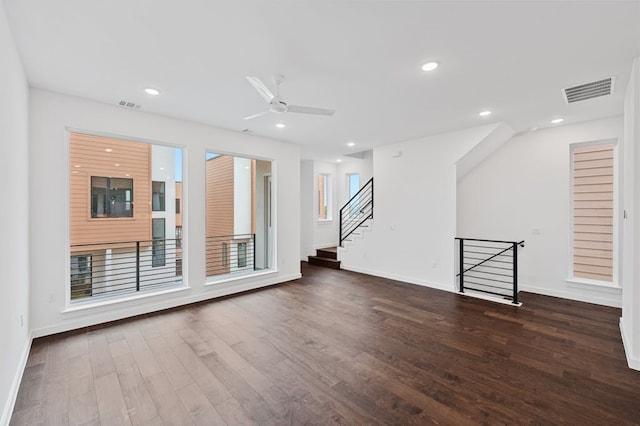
[206,233,255,277]
[70,238,183,301]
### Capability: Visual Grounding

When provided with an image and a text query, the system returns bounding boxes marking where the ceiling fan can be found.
[243,75,335,120]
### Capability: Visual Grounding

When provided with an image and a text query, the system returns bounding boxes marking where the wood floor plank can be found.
[11,263,640,425]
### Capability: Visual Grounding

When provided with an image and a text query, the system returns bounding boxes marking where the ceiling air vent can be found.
[563,77,614,104]
[118,100,142,110]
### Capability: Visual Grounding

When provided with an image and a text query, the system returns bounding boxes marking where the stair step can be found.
[316,247,338,260]
[307,256,341,269]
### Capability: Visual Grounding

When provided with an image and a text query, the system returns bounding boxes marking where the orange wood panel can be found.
[70,133,151,251]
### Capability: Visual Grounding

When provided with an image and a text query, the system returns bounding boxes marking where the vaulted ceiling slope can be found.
[4,0,640,161]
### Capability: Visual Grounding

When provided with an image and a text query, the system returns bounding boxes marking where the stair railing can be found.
[340,177,373,246]
[455,237,525,305]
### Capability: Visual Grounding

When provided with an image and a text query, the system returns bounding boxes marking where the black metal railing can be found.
[340,177,373,246]
[206,233,255,277]
[455,237,525,305]
[70,238,183,301]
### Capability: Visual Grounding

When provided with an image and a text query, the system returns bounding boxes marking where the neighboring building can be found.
[69,132,181,300]
[205,155,256,276]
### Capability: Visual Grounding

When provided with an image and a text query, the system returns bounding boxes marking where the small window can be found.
[222,242,228,267]
[571,142,615,283]
[237,242,247,268]
[152,181,165,211]
[175,226,182,249]
[91,177,133,218]
[70,255,92,300]
[348,174,360,199]
[175,198,181,214]
[152,218,166,267]
[318,174,332,220]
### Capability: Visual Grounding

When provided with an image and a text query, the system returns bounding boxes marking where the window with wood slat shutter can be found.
[572,143,615,282]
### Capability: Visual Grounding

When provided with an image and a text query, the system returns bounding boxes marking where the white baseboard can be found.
[31,273,301,339]
[1,333,32,426]
[519,283,621,308]
[620,318,640,371]
[341,264,454,293]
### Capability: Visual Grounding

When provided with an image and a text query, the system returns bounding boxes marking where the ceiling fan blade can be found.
[243,110,269,120]
[246,76,276,103]
[287,105,335,116]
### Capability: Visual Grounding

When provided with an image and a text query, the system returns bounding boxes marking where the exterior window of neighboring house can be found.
[91,177,133,218]
[237,242,247,268]
[176,198,181,214]
[571,142,616,284]
[152,218,166,267]
[70,255,92,300]
[222,242,228,267]
[152,181,165,211]
[175,226,182,249]
[318,174,332,220]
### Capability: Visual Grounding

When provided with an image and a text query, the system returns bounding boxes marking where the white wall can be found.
[0,2,31,424]
[29,89,301,337]
[233,156,252,236]
[300,160,314,260]
[337,150,373,208]
[300,159,346,259]
[340,124,497,290]
[457,116,624,307]
[621,58,640,370]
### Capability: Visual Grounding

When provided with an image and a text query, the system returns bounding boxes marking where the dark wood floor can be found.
[11,262,640,425]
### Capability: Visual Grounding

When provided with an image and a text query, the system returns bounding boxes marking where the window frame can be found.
[568,139,619,288]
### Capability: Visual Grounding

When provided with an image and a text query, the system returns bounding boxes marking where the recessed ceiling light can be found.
[551,118,565,124]
[160,167,164,170]
[337,159,342,163]
[115,163,120,167]
[125,174,130,177]
[479,110,492,117]
[144,88,160,96]
[275,123,286,129]
[72,171,79,174]
[74,164,80,168]
[421,61,439,72]
[105,148,112,152]
[347,142,355,147]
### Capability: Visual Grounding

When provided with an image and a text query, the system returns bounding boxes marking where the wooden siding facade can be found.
[206,155,234,275]
[70,133,152,252]
[572,144,614,282]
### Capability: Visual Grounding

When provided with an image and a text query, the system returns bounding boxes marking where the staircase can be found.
[308,247,341,269]
[340,177,373,246]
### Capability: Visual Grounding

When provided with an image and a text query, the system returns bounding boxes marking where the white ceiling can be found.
[4,0,640,162]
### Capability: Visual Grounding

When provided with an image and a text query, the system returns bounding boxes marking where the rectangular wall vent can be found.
[563,77,614,103]
[118,100,142,110]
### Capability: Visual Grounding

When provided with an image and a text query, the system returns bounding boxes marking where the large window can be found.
[91,177,133,218]
[318,174,332,220]
[205,152,272,278]
[571,142,616,284]
[152,218,166,267]
[152,181,165,211]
